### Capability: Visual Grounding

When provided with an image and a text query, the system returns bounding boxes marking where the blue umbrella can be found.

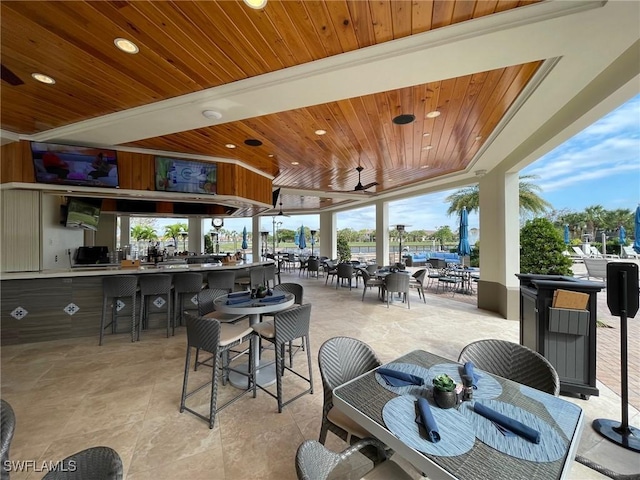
[634,205,640,254]
[563,224,570,245]
[457,207,471,263]
[298,225,307,250]
[241,226,248,250]
[619,225,627,246]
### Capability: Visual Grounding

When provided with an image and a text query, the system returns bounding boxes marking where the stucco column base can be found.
[477,280,520,320]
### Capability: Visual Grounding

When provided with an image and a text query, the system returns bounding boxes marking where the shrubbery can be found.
[520,218,573,275]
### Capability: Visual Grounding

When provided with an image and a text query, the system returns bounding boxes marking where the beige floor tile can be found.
[1,271,638,479]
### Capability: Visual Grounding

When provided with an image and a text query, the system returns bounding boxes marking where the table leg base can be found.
[228,361,277,389]
[593,418,640,452]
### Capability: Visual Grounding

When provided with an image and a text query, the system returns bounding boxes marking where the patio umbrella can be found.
[634,205,640,254]
[619,225,626,256]
[298,225,307,250]
[241,226,248,250]
[457,207,471,265]
[564,225,570,246]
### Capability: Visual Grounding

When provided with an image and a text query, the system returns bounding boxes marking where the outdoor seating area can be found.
[2,262,638,479]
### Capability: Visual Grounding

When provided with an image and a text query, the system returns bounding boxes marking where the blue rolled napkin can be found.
[377,367,425,387]
[227,291,251,298]
[463,362,480,389]
[473,402,541,444]
[259,294,286,303]
[226,296,251,305]
[415,398,440,443]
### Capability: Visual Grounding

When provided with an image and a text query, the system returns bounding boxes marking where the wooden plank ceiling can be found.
[1,0,541,213]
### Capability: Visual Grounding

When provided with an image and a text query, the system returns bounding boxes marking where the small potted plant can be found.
[432,374,458,409]
[255,284,269,298]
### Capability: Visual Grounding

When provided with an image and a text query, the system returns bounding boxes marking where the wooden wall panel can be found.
[1,145,271,206]
[0,140,33,183]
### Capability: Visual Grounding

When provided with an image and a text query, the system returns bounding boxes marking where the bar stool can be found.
[207,271,236,293]
[264,263,279,287]
[138,274,172,338]
[172,272,203,335]
[99,275,138,345]
[252,303,313,413]
[180,312,255,429]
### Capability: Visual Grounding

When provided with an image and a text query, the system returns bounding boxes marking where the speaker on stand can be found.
[592,262,639,452]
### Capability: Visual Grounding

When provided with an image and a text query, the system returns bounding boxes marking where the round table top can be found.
[213,292,295,315]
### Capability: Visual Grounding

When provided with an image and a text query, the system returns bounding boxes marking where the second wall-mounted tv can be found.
[65,198,101,231]
[31,142,119,188]
[155,157,217,194]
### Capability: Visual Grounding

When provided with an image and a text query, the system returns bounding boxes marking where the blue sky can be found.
[150,94,640,237]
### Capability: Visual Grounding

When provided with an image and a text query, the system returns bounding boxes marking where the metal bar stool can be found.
[172,272,203,335]
[99,275,138,345]
[180,312,255,429]
[138,274,172,338]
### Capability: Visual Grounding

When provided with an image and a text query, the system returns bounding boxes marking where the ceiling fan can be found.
[332,166,379,194]
[275,200,290,217]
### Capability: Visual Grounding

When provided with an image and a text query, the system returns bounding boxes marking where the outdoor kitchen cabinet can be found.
[517,274,604,399]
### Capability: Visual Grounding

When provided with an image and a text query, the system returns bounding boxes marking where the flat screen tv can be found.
[65,198,101,231]
[155,157,217,194]
[31,142,119,188]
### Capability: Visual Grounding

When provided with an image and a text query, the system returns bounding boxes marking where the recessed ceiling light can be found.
[31,73,55,84]
[392,114,416,125]
[291,161,299,165]
[315,129,327,135]
[202,110,222,120]
[327,184,333,187]
[423,133,430,137]
[243,0,267,9]
[225,144,236,149]
[268,154,274,158]
[426,111,441,118]
[422,145,433,150]
[420,165,429,169]
[475,135,482,141]
[114,38,139,54]
[244,139,263,147]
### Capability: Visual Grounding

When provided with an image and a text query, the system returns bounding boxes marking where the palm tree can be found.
[131,225,158,241]
[445,174,551,216]
[584,205,605,239]
[164,223,188,249]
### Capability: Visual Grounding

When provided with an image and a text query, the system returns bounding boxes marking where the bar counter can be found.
[1,261,272,345]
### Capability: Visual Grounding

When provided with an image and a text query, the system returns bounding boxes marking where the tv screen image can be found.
[31,142,119,188]
[66,198,101,231]
[155,157,216,194]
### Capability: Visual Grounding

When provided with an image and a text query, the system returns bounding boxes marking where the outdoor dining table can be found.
[333,349,584,480]
[213,291,295,389]
[450,266,479,294]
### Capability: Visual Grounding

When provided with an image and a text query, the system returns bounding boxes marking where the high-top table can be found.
[333,349,584,480]
[213,292,294,388]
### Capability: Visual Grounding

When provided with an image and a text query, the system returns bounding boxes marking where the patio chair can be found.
[589,246,619,259]
[383,273,410,309]
[410,268,427,303]
[571,246,589,259]
[583,257,609,283]
[360,269,384,301]
[324,260,338,285]
[335,263,355,290]
[296,438,413,480]
[318,337,382,449]
[41,447,123,480]
[425,263,442,289]
[458,339,560,396]
[1,399,15,480]
[622,246,640,259]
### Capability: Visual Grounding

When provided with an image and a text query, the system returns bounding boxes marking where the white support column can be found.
[375,200,389,267]
[251,215,260,263]
[188,217,203,254]
[477,169,520,319]
[319,211,336,260]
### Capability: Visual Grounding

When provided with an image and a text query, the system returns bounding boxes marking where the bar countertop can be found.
[0,261,273,280]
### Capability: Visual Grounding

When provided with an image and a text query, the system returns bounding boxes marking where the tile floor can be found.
[1,270,639,479]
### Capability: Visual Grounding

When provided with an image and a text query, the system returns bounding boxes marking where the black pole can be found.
[614,270,630,434]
